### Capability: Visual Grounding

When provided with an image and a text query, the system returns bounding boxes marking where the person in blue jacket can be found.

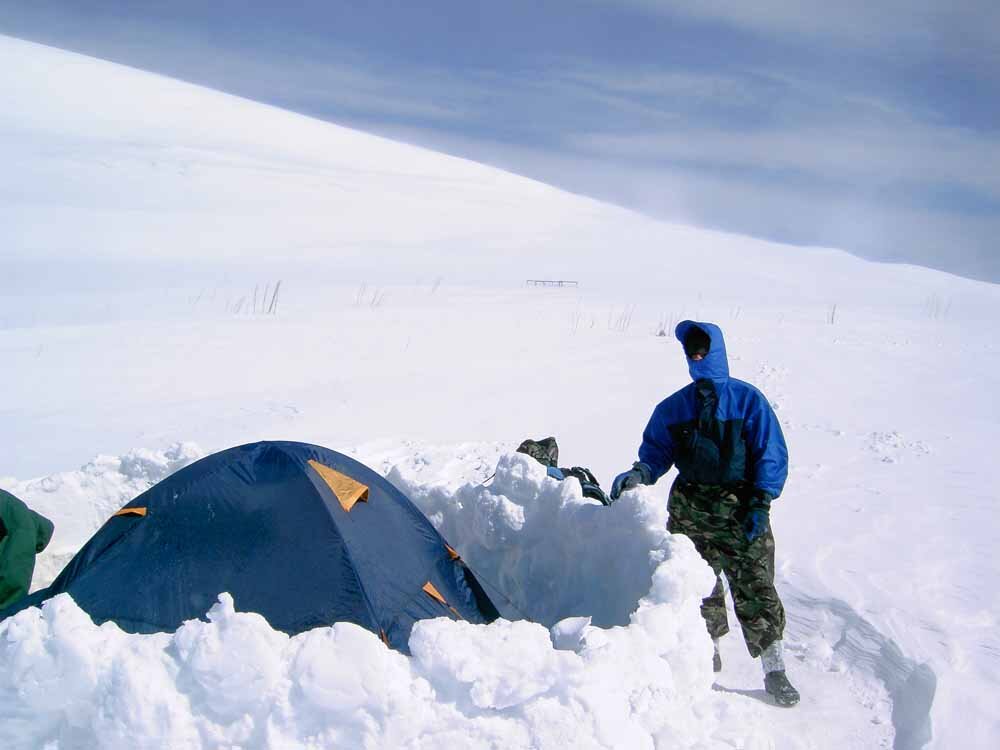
[609,320,799,706]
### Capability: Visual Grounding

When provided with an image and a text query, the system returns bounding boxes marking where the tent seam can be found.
[288,444,386,641]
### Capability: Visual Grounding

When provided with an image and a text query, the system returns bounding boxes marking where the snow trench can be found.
[0,451,777,750]
[388,453,671,628]
[788,593,936,750]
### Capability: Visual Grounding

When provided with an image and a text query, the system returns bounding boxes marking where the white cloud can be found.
[556,66,760,104]
[567,122,1000,197]
[339,116,1000,279]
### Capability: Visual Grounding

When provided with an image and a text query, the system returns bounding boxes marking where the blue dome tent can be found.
[1,441,499,652]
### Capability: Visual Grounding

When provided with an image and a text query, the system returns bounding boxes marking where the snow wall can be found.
[1,449,775,749]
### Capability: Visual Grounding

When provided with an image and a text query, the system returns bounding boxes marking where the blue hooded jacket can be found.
[636,321,788,499]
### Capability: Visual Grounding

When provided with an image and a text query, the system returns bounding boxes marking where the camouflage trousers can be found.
[667,480,786,658]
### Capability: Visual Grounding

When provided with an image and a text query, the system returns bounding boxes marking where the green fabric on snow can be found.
[0,489,54,610]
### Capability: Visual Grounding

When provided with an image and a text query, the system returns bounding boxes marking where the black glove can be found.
[558,467,611,505]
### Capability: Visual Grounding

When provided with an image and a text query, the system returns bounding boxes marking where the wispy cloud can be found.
[615,0,1000,64]
[556,66,760,104]
[567,122,1000,200]
[201,52,480,123]
[340,114,1000,277]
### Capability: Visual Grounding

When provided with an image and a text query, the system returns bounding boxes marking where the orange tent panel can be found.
[308,460,370,512]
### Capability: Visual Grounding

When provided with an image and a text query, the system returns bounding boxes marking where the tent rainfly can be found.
[0,441,499,652]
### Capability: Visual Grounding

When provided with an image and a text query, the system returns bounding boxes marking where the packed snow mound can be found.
[0,450,776,749]
[0,548,765,750]
[391,453,675,627]
[0,442,204,589]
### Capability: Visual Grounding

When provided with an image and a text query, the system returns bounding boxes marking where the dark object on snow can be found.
[0,441,498,653]
[516,437,559,467]
[0,490,54,611]
[764,669,800,706]
[559,467,610,505]
[0,491,55,610]
[525,279,578,288]
[516,437,610,505]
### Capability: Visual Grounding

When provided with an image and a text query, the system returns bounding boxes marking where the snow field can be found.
[2,452,775,750]
[3,278,998,747]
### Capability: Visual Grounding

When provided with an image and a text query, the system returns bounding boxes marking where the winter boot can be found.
[712,639,722,673]
[760,640,799,706]
[764,670,800,707]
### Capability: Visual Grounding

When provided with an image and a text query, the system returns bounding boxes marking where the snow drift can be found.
[0,452,773,750]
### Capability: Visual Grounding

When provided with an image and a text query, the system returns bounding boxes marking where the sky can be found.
[1,0,998,282]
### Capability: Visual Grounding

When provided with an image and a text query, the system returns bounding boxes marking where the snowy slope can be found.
[3,34,994,307]
[2,34,626,282]
[2,33,1000,749]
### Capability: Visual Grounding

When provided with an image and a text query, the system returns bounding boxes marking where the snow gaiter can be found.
[760,639,785,674]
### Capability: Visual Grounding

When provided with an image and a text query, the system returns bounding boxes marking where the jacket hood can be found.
[675,320,729,381]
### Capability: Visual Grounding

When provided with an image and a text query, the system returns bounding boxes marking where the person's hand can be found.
[610,463,651,501]
[743,493,772,541]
